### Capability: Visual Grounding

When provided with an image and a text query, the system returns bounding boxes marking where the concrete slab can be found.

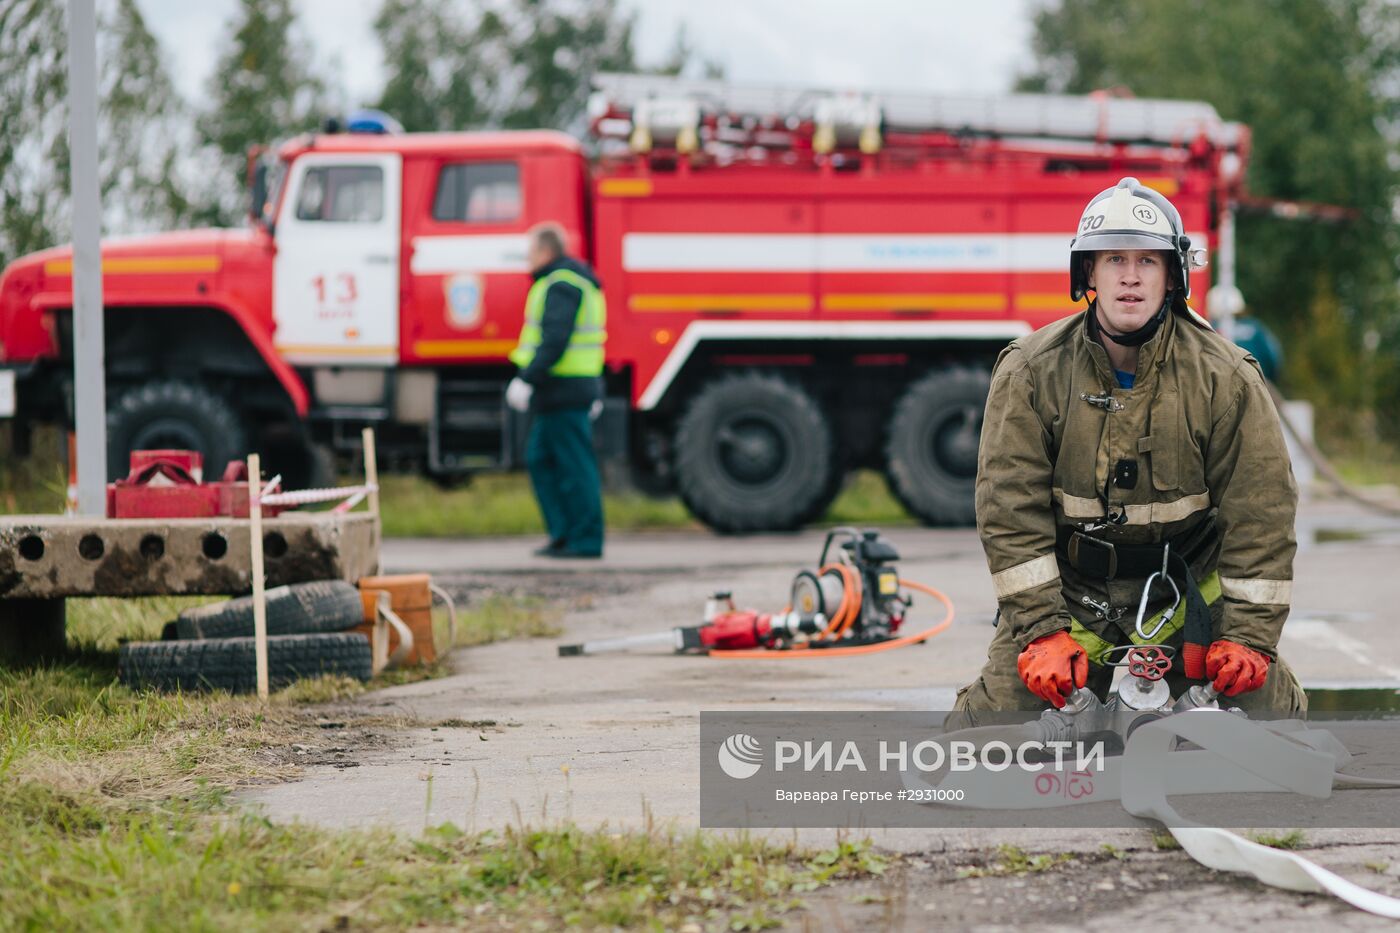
[0,511,380,598]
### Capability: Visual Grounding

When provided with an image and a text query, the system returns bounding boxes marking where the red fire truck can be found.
[0,75,1246,532]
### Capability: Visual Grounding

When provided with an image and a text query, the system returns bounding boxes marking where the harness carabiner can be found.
[1134,543,1182,641]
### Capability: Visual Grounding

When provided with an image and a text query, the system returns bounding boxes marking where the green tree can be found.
[101,0,208,231]
[198,0,327,223]
[1020,0,1400,442]
[0,0,205,268]
[496,0,639,131]
[372,0,504,131]
[0,0,68,269]
[372,0,710,134]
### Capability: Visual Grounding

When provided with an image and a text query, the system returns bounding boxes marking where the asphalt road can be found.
[242,494,1400,928]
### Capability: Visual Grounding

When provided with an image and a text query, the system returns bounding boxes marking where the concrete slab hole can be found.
[78,534,104,561]
[139,534,165,561]
[202,531,228,560]
[17,535,44,561]
[263,532,288,559]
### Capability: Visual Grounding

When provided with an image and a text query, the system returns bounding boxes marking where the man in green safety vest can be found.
[951,178,1306,720]
[506,223,607,558]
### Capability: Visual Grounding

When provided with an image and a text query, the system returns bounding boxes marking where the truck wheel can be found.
[884,367,990,527]
[118,632,371,693]
[106,380,246,482]
[175,580,364,640]
[675,373,835,533]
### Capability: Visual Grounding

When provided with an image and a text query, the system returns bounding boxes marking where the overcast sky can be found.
[138,0,1037,110]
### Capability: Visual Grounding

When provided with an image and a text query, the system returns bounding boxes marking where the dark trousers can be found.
[525,408,604,554]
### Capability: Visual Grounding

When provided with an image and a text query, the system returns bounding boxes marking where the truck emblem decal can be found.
[445,273,484,329]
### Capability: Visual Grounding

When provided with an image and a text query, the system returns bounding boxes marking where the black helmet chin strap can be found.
[1092,290,1174,348]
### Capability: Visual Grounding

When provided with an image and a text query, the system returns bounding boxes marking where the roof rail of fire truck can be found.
[589,72,1245,158]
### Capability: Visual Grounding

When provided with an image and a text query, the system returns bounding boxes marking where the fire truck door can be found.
[273,152,403,365]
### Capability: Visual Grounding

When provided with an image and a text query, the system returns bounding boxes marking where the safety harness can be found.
[1057,517,1219,678]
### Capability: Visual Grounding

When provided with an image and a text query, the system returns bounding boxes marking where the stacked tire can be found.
[119,581,371,693]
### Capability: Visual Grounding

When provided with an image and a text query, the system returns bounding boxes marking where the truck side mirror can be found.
[249,162,269,228]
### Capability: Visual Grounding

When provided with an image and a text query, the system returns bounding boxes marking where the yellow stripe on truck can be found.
[413,339,518,358]
[822,293,1006,312]
[598,178,654,197]
[44,255,222,276]
[629,293,813,312]
[1013,293,1076,313]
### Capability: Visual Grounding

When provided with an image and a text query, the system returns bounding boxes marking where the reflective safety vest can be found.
[1068,570,1222,666]
[509,268,606,377]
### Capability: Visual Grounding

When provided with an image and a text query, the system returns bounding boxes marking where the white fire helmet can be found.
[1069,177,1204,302]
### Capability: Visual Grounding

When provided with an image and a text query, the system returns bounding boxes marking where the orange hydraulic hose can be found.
[812,563,860,641]
[708,579,955,659]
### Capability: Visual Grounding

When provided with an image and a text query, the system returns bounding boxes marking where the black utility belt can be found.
[1056,521,1217,581]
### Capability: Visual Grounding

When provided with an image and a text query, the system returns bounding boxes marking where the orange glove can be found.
[1017,631,1088,708]
[1205,640,1270,696]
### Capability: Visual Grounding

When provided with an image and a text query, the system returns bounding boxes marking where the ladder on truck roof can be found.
[590,72,1246,159]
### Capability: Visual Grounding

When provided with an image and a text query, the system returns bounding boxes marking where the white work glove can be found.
[505,377,534,412]
[589,399,604,422]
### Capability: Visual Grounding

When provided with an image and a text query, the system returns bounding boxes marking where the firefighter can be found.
[952,177,1305,718]
[506,222,607,558]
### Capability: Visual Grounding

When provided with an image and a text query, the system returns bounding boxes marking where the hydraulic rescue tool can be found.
[557,528,953,658]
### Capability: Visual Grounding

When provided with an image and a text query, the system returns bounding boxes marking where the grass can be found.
[0,431,893,926]
[0,424,912,534]
[0,433,68,513]
[1151,830,1181,850]
[1251,830,1307,850]
[442,592,562,648]
[0,785,883,931]
[377,471,698,537]
[7,426,904,923]
[956,843,1075,878]
[0,648,886,931]
[66,595,219,651]
[1333,446,1400,490]
[0,589,884,929]
[378,468,913,537]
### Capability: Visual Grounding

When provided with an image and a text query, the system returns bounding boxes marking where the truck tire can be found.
[106,380,246,482]
[675,373,836,533]
[118,632,371,693]
[175,580,363,640]
[259,422,337,492]
[884,366,990,527]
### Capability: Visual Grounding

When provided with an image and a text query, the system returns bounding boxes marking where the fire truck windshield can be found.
[251,157,289,232]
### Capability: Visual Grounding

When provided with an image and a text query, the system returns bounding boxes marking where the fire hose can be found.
[905,647,1400,918]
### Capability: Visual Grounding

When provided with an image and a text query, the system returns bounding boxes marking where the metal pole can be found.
[67,0,107,514]
[1216,203,1238,345]
[248,453,269,700]
[362,427,381,574]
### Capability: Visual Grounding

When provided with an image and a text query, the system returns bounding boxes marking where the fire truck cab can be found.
[0,76,1246,532]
